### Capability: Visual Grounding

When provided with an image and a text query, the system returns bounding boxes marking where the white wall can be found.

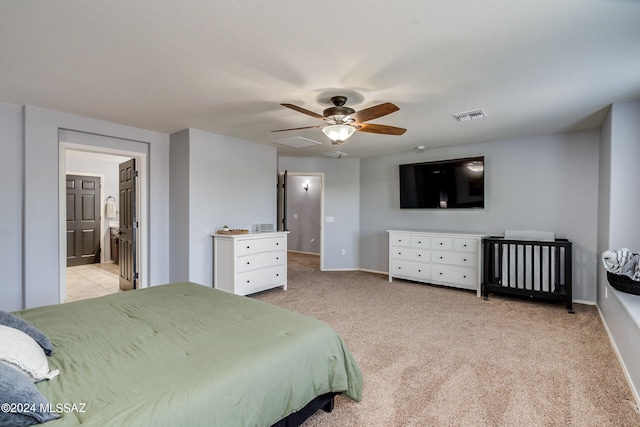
[20,106,170,309]
[278,156,360,270]
[360,129,600,302]
[169,129,191,282]
[0,102,23,311]
[597,100,640,404]
[170,128,278,286]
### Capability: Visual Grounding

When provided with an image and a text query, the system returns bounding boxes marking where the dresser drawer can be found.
[237,236,285,255]
[410,236,430,249]
[390,260,431,281]
[389,234,411,247]
[431,236,453,251]
[390,247,430,262]
[454,238,478,253]
[236,265,286,294]
[237,251,285,273]
[431,250,477,267]
[431,265,476,289]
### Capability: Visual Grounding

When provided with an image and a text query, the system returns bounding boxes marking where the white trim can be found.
[597,304,640,409]
[359,268,389,276]
[288,250,321,256]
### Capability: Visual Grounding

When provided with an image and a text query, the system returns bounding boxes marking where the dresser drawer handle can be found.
[463,275,467,278]
[276,257,279,260]
[276,273,279,277]
[439,242,443,246]
[246,246,250,249]
[463,258,467,262]
[418,269,421,272]
[439,272,443,275]
[276,242,279,245]
[246,261,250,265]
[418,254,421,257]
[439,256,443,259]
[246,280,250,283]
[398,252,402,255]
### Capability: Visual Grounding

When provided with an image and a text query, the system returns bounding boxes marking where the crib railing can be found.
[482,236,573,312]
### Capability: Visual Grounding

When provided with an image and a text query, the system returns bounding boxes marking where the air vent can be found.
[272,136,322,148]
[452,109,486,122]
[252,223,274,233]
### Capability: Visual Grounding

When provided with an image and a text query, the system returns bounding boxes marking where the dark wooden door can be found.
[66,175,101,267]
[119,158,137,290]
[278,170,288,231]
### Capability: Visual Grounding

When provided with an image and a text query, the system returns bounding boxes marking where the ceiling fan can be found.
[272,96,406,145]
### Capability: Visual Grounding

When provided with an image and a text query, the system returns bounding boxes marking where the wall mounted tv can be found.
[399,156,484,209]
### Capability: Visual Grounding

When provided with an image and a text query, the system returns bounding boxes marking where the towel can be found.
[602,248,632,274]
[602,248,640,281]
[106,198,117,219]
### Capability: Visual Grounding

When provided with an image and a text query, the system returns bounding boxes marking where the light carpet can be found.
[253,252,640,426]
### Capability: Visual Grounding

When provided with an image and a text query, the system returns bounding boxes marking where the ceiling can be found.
[1,1,639,158]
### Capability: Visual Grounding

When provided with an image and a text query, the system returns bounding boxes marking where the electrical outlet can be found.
[341,249,346,255]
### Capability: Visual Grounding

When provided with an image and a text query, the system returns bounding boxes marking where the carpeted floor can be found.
[253,252,640,426]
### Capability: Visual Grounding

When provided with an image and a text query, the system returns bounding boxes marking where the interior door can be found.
[66,175,101,266]
[119,158,137,290]
[277,170,288,231]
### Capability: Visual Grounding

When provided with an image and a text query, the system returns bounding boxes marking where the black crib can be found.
[482,236,573,313]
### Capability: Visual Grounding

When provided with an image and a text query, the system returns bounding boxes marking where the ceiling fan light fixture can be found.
[322,124,356,144]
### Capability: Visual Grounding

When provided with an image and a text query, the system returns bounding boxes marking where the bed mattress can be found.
[16,282,362,426]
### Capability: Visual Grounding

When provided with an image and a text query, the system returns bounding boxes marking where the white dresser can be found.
[212,231,288,296]
[388,230,484,296]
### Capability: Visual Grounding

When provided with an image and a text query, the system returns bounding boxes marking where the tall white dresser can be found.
[388,230,484,296]
[212,231,289,296]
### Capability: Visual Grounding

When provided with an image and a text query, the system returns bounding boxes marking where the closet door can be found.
[66,175,101,267]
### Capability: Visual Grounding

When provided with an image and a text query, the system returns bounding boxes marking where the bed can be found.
[5,282,362,426]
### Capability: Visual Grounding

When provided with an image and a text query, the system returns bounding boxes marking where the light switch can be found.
[326,216,334,223]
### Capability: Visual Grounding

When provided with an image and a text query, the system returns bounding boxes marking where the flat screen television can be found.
[399,156,484,209]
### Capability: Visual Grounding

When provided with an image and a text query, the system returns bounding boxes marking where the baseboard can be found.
[321,268,359,272]
[597,304,640,409]
[288,250,320,256]
[358,268,388,276]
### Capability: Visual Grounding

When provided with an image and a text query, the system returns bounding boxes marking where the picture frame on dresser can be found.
[388,230,485,297]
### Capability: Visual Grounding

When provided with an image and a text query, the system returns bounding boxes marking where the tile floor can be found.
[66,262,122,302]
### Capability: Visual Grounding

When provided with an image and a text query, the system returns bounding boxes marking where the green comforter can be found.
[16,282,362,426]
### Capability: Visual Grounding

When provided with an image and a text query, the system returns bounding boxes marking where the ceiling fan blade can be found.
[351,102,399,123]
[281,103,325,120]
[271,125,325,132]
[357,123,407,136]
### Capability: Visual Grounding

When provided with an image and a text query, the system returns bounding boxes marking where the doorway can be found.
[278,172,325,270]
[60,143,147,303]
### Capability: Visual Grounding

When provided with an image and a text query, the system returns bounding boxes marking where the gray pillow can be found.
[0,362,60,426]
[0,311,53,356]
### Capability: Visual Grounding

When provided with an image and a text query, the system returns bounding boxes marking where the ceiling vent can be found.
[452,109,486,122]
[272,136,322,148]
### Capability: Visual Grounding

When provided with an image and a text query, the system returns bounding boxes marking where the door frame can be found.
[58,143,148,303]
[279,171,325,271]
